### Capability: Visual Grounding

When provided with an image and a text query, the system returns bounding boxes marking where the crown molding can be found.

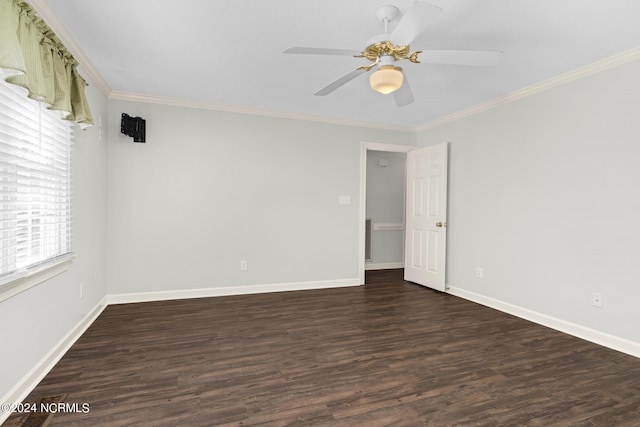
[28,0,112,96]
[22,1,640,134]
[417,47,640,132]
[109,91,416,132]
[23,0,406,132]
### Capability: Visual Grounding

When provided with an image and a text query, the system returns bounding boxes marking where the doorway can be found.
[358,142,415,284]
[359,141,449,290]
[365,150,407,267]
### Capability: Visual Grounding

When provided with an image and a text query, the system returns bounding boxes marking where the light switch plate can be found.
[339,196,352,205]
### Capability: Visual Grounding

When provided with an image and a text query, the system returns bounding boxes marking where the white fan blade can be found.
[393,75,415,107]
[421,50,503,66]
[284,47,361,57]
[314,68,368,96]
[390,2,443,47]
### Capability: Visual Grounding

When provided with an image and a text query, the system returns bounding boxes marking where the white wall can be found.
[107,100,415,296]
[418,58,640,345]
[0,75,108,400]
[365,150,406,267]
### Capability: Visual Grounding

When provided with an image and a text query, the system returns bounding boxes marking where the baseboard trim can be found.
[0,297,108,425]
[1,278,361,422]
[446,285,640,359]
[4,278,636,426]
[107,278,362,305]
[365,262,404,271]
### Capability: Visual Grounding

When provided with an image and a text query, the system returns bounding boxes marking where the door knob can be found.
[436,221,447,228]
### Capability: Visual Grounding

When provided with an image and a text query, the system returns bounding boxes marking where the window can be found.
[0,79,73,287]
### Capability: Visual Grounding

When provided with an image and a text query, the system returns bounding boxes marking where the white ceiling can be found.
[39,0,640,129]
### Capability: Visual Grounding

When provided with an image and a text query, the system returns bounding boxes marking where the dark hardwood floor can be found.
[5,269,640,426]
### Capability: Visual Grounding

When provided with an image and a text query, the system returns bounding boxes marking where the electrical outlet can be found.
[80,282,85,298]
[592,292,603,308]
[476,267,484,279]
[240,260,248,271]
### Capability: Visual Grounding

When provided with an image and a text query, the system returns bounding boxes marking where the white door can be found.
[404,143,448,291]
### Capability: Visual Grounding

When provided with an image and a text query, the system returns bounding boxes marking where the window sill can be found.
[0,255,75,303]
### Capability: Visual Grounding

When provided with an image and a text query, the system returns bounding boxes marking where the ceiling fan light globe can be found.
[370,66,403,94]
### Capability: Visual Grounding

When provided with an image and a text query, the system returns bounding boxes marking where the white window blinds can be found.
[0,79,72,285]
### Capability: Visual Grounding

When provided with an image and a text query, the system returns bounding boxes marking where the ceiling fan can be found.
[284,2,502,107]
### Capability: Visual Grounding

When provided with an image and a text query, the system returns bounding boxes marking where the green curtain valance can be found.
[0,0,93,128]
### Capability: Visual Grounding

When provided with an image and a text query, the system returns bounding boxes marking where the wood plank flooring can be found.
[5,269,640,426]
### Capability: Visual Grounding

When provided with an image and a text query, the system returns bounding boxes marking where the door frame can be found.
[358,141,416,284]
